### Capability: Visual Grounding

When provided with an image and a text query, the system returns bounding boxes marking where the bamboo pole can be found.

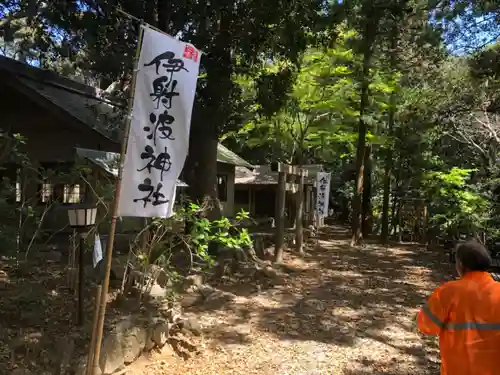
[88,25,145,375]
[85,285,102,375]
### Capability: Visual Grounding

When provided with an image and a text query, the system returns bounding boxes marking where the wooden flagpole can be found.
[88,24,145,375]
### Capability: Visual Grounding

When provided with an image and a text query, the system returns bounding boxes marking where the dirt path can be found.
[136,226,450,375]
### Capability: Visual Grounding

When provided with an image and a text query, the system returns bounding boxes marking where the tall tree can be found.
[2,0,329,216]
[380,22,399,244]
[346,0,385,246]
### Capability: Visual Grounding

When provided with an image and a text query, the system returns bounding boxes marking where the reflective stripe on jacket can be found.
[417,271,500,375]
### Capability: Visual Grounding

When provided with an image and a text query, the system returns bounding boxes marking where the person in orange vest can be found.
[417,240,500,375]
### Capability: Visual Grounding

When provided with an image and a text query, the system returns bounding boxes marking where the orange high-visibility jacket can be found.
[417,271,500,375]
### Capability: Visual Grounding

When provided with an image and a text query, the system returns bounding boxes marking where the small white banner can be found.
[118,25,201,217]
[316,172,331,217]
[93,233,103,268]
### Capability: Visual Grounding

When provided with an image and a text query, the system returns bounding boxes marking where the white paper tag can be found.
[93,233,103,268]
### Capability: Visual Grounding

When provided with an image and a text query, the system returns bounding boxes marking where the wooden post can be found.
[275,170,286,263]
[68,230,77,291]
[295,171,305,255]
[88,25,145,375]
[271,163,307,262]
[304,185,312,225]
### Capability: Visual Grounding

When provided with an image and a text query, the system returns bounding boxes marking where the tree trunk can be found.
[168,2,232,221]
[396,199,403,243]
[381,137,393,243]
[351,14,379,246]
[422,203,428,244]
[390,166,401,236]
[381,25,398,244]
[351,87,368,245]
[361,144,372,237]
[184,135,221,217]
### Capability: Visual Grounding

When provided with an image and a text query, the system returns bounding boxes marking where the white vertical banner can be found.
[118,25,201,218]
[315,172,331,218]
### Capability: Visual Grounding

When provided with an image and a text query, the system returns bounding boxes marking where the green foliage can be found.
[146,203,253,270]
[227,27,365,164]
[469,42,500,80]
[124,203,254,296]
[425,168,490,235]
[180,204,252,259]
[2,0,500,246]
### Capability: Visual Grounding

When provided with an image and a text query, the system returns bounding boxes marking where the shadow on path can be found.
[188,224,448,374]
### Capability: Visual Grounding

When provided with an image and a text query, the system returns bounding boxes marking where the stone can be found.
[261,266,279,278]
[122,325,148,364]
[162,302,182,323]
[148,264,169,287]
[185,274,204,289]
[168,332,199,359]
[180,293,201,308]
[196,287,237,311]
[99,317,149,374]
[151,321,170,347]
[198,285,214,298]
[144,336,156,351]
[180,317,202,336]
[202,288,236,305]
[147,283,167,300]
[100,332,125,374]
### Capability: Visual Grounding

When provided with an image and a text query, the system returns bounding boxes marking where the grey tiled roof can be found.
[19,77,123,141]
[217,144,254,168]
[235,165,321,185]
[0,55,253,168]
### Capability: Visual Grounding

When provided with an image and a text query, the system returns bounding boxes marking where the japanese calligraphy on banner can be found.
[315,172,331,218]
[118,25,201,218]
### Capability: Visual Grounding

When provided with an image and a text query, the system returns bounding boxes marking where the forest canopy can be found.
[1,0,499,244]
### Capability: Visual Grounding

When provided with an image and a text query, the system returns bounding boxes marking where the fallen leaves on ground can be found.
[135,226,444,374]
[0,226,445,374]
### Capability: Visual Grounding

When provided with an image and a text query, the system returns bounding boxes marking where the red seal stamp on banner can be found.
[183,45,199,62]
